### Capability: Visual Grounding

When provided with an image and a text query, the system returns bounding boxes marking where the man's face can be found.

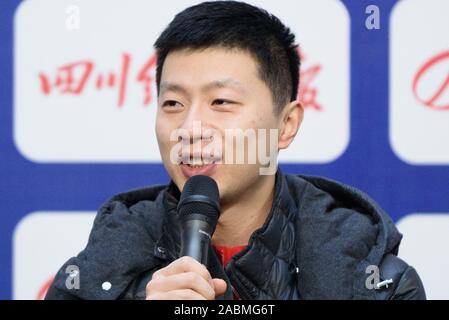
[156,47,281,204]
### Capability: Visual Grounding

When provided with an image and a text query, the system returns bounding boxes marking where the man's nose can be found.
[179,103,208,143]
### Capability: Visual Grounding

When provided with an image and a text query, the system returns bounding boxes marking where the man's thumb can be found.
[212,278,227,296]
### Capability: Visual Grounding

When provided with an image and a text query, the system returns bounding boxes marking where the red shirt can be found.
[212,244,247,300]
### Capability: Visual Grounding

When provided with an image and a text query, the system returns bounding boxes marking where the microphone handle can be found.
[180,218,213,265]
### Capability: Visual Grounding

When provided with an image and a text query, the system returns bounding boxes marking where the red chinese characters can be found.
[36,276,54,300]
[39,49,322,110]
[39,53,157,108]
[297,48,322,111]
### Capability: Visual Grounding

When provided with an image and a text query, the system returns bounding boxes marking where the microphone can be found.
[177,175,220,264]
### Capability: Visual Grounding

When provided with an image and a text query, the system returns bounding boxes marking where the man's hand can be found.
[146,256,227,300]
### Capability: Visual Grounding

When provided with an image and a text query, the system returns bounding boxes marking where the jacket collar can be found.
[223,169,300,299]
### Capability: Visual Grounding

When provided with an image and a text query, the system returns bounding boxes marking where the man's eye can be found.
[162,100,182,108]
[212,99,233,106]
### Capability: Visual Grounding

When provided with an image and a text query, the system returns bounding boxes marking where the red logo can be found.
[412,50,449,111]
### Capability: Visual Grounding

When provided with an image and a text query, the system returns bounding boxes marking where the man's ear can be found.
[278,100,304,150]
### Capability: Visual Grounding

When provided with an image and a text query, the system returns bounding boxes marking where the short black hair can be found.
[153,0,300,113]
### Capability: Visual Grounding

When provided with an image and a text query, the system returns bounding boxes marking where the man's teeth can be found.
[184,159,214,167]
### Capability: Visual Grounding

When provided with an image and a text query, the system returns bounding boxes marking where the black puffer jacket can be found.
[45,170,426,300]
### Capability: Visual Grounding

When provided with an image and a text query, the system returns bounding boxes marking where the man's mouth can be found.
[179,158,217,177]
[182,158,215,167]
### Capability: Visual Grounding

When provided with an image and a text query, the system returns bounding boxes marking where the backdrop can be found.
[0,0,448,299]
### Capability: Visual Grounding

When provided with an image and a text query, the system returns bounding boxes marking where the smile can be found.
[180,159,217,178]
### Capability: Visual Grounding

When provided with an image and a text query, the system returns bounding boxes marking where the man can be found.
[46,1,425,300]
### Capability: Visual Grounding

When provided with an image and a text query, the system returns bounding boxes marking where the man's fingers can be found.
[212,278,227,297]
[146,257,226,300]
[152,256,211,282]
[147,272,215,300]
[151,272,165,280]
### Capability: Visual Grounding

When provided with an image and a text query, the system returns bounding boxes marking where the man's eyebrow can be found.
[202,78,246,93]
[159,82,188,95]
[160,78,246,95]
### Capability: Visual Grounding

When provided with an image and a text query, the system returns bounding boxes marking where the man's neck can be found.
[211,173,276,247]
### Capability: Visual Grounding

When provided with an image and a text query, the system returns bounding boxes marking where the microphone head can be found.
[178,175,220,223]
